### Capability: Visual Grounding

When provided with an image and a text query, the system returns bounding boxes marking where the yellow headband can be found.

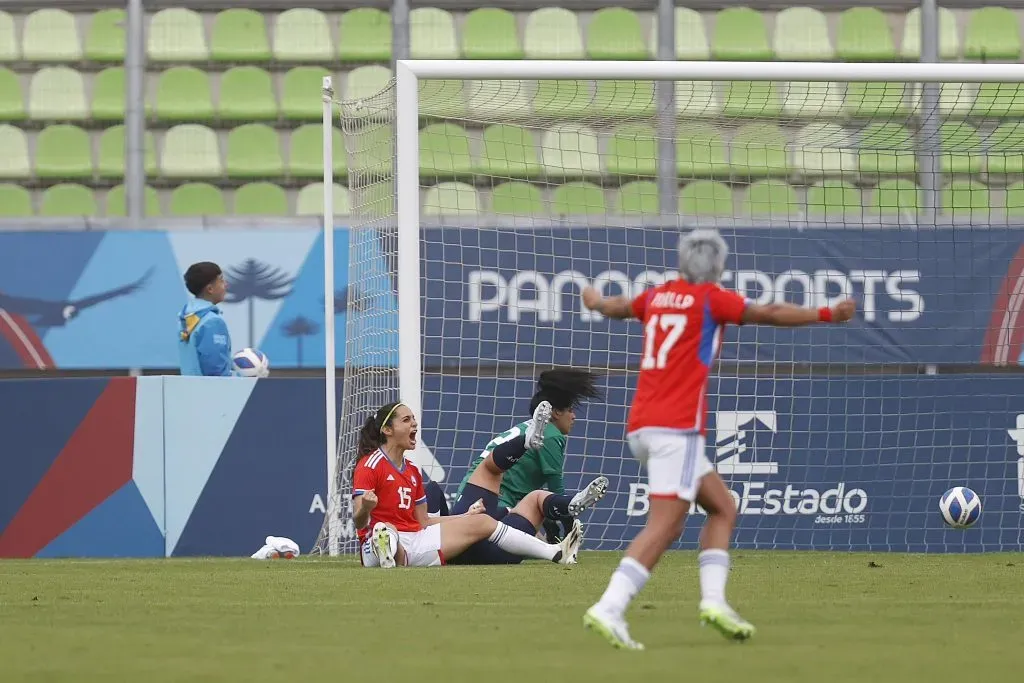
[379,402,406,435]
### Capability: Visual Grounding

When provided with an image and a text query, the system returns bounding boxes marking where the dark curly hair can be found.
[528,368,602,414]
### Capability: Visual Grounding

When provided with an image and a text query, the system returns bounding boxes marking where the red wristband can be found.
[818,307,833,323]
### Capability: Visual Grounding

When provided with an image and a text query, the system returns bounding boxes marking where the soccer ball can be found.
[938,486,982,529]
[232,348,269,378]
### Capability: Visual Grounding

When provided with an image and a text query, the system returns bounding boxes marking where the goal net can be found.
[317,62,1024,556]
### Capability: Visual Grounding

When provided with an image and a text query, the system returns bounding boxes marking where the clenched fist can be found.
[362,490,379,510]
[831,299,857,323]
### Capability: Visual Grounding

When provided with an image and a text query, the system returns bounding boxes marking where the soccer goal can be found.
[316,60,1024,556]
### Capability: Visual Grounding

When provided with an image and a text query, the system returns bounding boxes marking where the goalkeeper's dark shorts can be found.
[448,483,537,565]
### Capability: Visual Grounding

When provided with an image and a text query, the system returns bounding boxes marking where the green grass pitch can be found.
[2,551,1021,682]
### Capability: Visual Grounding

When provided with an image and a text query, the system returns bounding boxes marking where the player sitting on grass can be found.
[352,401,583,568]
[580,229,856,650]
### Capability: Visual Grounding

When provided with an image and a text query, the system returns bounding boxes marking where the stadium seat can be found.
[792,123,856,179]
[273,9,332,62]
[723,81,782,117]
[36,125,92,179]
[523,8,584,59]
[339,8,391,62]
[606,124,656,178]
[226,124,282,178]
[0,184,31,216]
[0,11,16,61]
[97,125,157,178]
[169,183,225,216]
[986,123,1024,175]
[870,179,921,216]
[296,183,350,216]
[806,180,861,216]
[942,180,989,218]
[86,9,125,62]
[23,9,81,61]
[29,67,86,121]
[901,7,959,60]
[587,8,646,60]
[859,123,916,175]
[1005,182,1024,216]
[532,80,591,119]
[679,180,732,215]
[468,80,530,120]
[92,67,125,121]
[0,125,29,178]
[39,184,96,217]
[281,66,329,121]
[161,124,222,178]
[742,180,798,217]
[596,80,655,118]
[420,79,467,119]
[105,184,160,217]
[344,65,392,113]
[964,7,1021,60]
[712,7,772,61]
[220,67,277,121]
[289,124,346,178]
[234,182,288,215]
[773,7,833,61]
[0,68,23,121]
[463,8,522,60]
[836,8,895,61]
[211,9,270,62]
[972,83,1024,118]
[476,124,541,179]
[491,181,544,215]
[939,122,982,175]
[148,8,208,62]
[677,123,729,178]
[845,82,910,117]
[541,125,602,178]
[423,182,480,215]
[348,124,393,176]
[783,81,844,118]
[615,181,659,214]
[676,81,720,117]
[410,8,459,59]
[730,123,789,178]
[551,182,605,215]
[155,67,213,122]
[420,122,472,179]
[650,8,709,59]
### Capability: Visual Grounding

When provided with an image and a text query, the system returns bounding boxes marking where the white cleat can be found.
[583,605,645,651]
[525,400,552,451]
[370,522,397,569]
[555,518,583,566]
[568,476,609,516]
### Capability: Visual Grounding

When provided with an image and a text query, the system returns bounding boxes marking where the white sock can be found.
[489,522,558,561]
[596,557,650,617]
[698,549,730,605]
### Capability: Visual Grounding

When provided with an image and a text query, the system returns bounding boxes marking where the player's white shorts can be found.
[360,524,443,567]
[627,428,713,502]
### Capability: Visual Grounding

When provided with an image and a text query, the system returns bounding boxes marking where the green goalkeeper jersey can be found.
[455,422,567,508]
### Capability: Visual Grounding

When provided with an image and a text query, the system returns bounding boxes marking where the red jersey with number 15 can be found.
[627,280,748,435]
[352,449,428,543]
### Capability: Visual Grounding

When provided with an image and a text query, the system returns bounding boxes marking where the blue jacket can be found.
[178,298,233,376]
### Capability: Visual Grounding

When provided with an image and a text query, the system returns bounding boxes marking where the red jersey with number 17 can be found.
[352,449,428,543]
[627,280,748,435]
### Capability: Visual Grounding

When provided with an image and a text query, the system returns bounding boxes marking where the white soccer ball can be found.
[939,486,982,529]
[232,348,270,378]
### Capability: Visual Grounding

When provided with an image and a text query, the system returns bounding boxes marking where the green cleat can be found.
[583,606,645,651]
[699,602,756,641]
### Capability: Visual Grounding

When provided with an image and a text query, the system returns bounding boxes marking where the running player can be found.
[352,401,583,568]
[580,229,856,650]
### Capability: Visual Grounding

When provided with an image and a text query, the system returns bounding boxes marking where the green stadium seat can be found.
[971,83,1024,118]
[523,8,584,59]
[607,124,656,178]
[551,182,605,215]
[939,122,982,175]
[773,7,833,61]
[348,124,393,176]
[161,124,222,178]
[588,8,646,60]
[155,67,213,122]
[792,123,856,179]
[676,82,720,117]
[420,123,472,179]
[410,8,459,59]
[723,81,782,117]
[281,66,329,121]
[712,7,772,61]
[86,9,125,63]
[226,124,282,178]
[942,180,989,218]
[0,125,29,178]
[541,125,601,178]
[97,124,157,178]
[730,123,789,178]
[1005,182,1024,216]
[234,182,288,215]
[296,183,350,216]
[148,8,208,62]
[0,184,31,216]
[615,181,659,214]
[92,67,125,121]
[964,7,1021,60]
[463,8,522,60]
[211,9,270,62]
[807,180,861,216]
[423,182,480,215]
[901,7,959,60]
[273,9,332,62]
[36,124,92,179]
[677,123,728,178]
[491,181,544,215]
[679,180,732,215]
[220,67,277,121]
[532,80,591,119]
[468,80,530,120]
[0,11,16,61]
[289,125,346,179]
[836,8,895,61]
[40,184,96,217]
[845,82,910,117]
[743,180,798,217]
[169,183,225,216]
[0,68,23,121]
[344,66,392,115]
[596,80,655,118]
[23,9,81,61]
[339,8,391,62]
[870,179,920,216]
[859,123,916,175]
[986,123,1024,175]
[420,79,467,119]
[29,67,86,121]
[783,81,844,118]
[105,184,160,217]
[476,124,540,179]
[650,8,709,59]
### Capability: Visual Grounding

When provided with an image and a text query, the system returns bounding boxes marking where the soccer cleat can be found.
[370,522,397,569]
[583,606,645,651]
[555,518,583,566]
[568,476,609,516]
[525,400,552,451]
[699,601,756,641]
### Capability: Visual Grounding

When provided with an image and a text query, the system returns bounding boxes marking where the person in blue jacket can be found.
[178,262,233,376]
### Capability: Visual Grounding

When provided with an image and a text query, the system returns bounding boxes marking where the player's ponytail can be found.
[356,401,405,458]
[529,368,602,413]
